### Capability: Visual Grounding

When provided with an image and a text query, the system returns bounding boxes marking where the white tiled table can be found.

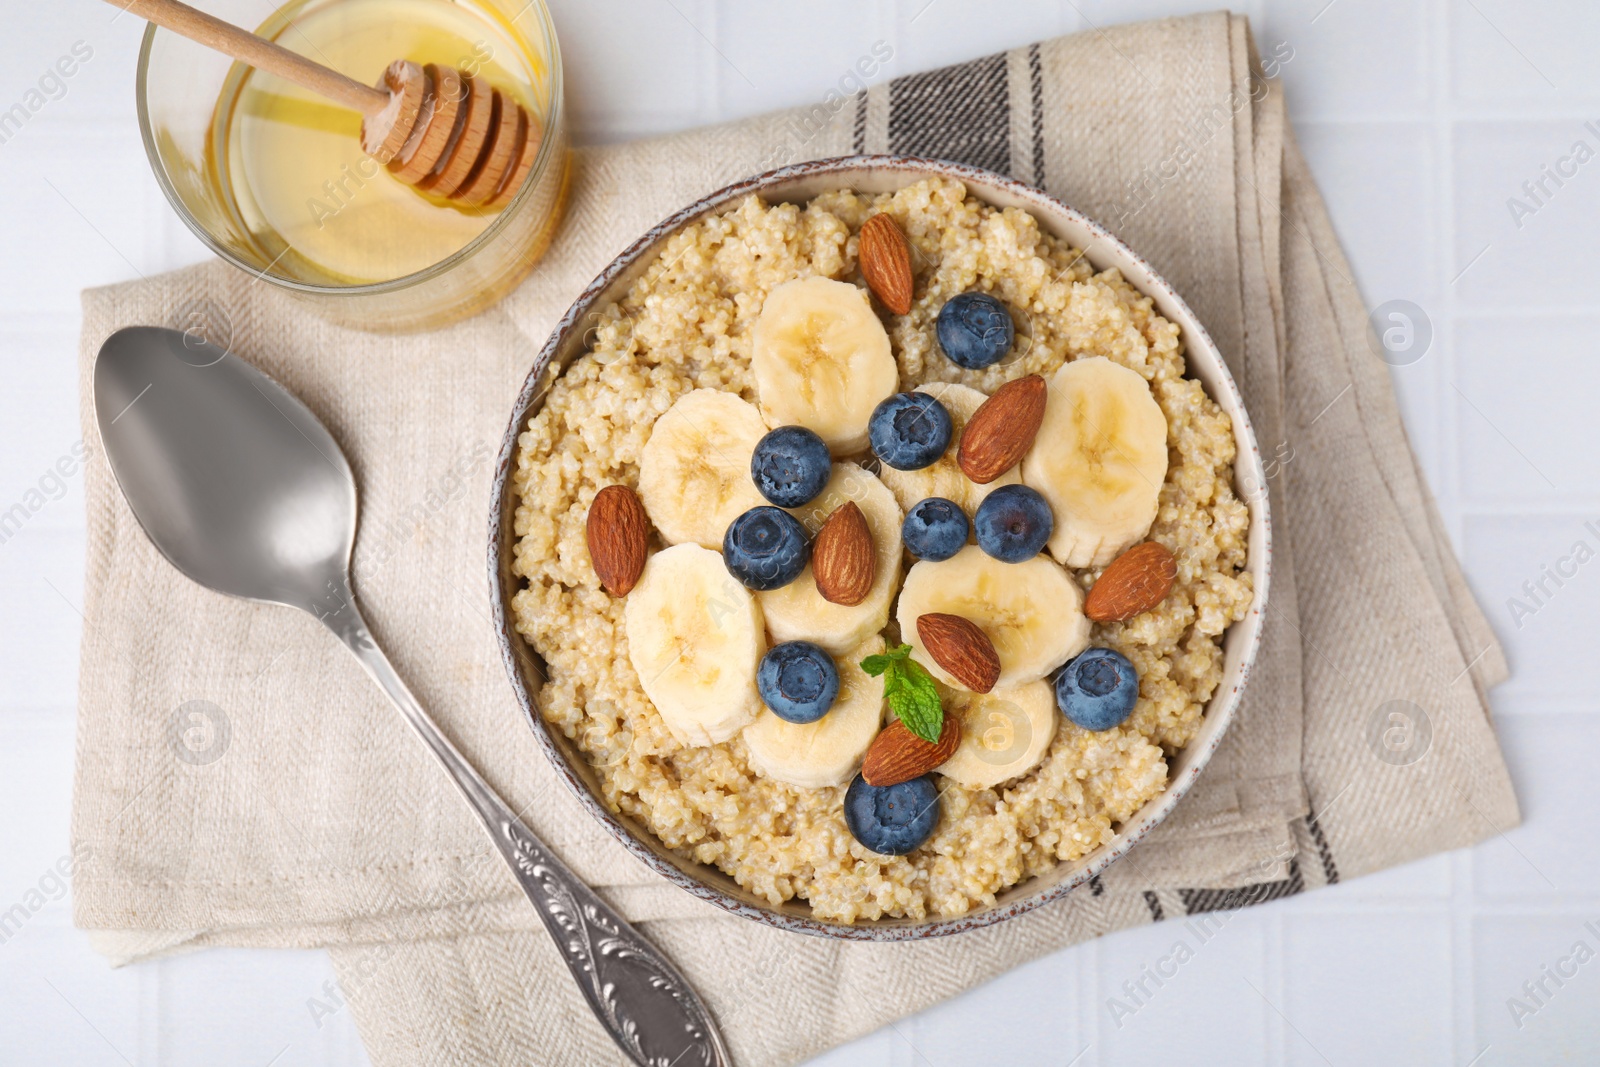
[3,1,1597,1063]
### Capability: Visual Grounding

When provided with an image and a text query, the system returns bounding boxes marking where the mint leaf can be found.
[862,644,943,743]
[859,644,912,678]
[859,655,892,677]
[888,681,943,743]
[899,655,935,688]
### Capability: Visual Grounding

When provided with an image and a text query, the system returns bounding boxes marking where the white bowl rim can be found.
[488,153,1273,941]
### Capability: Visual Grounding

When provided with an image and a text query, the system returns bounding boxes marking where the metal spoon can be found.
[94,326,730,1067]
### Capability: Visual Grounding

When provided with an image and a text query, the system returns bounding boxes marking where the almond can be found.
[585,484,649,596]
[812,501,875,605]
[858,214,914,315]
[1085,541,1177,622]
[861,716,961,787]
[958,374,1047,484]
[916,613,1001,693]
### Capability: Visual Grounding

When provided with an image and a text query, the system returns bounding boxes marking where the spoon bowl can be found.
[95,326,355,614]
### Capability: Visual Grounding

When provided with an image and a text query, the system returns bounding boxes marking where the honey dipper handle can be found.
[115,0,390,114]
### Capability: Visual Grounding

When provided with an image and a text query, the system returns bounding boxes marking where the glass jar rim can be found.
[134,0,565,297]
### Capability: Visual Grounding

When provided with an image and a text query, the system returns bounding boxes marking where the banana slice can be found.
[638,389,769,549]
[877,382,1022,515]
[742,637,888,789]
[896,545,1090,689]
[758,463,903,655]
[1022,356,1168,569]
[751,277,898,455]
[624,543,766,746]
[937,681,1058,789]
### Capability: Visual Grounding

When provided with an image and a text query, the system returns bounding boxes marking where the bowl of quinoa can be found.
[490,156,1270,939]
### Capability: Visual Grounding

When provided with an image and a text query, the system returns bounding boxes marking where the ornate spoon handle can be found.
[328,604,730,1067]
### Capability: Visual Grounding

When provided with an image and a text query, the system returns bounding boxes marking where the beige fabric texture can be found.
[71,13,1519,1066]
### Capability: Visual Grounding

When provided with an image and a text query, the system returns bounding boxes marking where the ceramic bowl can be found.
[489,155,1272,940]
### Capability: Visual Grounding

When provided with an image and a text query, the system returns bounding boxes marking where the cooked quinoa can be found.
[510,178,1253,922]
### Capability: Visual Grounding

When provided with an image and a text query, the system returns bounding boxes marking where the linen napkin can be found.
[71,12,1519,1065]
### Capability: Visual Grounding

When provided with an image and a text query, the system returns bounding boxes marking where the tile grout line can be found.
[1449,306,1600,319]
[1446,2,1489,1058]
[699,0,719,127]
[1454,849,1479,1065]
[1435,0,1464,557]
[1083,929,1099,1064]
[1267,908,1285,1063]
[1452,497,1600,515]
[1433,1,1471,1060]
[1416,0,1446,504]
[139,954,160,1067]
[1292,107,1600,124]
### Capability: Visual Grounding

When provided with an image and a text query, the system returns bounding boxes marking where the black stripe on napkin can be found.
[888,52,1010,173]
[1305,812,1340,885]
[1177,861,1306,915]
[1028,42,1045,184]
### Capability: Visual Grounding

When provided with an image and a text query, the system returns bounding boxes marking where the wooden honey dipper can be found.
[116,0,540,207]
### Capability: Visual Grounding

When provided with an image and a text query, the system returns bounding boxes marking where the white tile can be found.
[0,9,147,126]
[154,200,215,277]
[1452,121,1600,310]
[0,527,85,711]
[801,1026,896,1067]
[1474,714,1600,899]
[1283,853,1454,903]
[0,722,75,887]
[1282,912,1453,1065]
[544,0,711,138]
[1456,317,1600,501]
[0,925,142,1066]
[899,945,1082,1065]
[1093,908,1269,1064]
[0,437,89,539]
[717,0,896,117]
[0,327,87,525]
[1450,0,1593,105]
[1459,514,1600,709]
[1297,122,1439,317]
[894,0,1073,79]
[0,126,157,320]
[157,948,351,1067]
[1081,0,1246,26]
[1473,915,1600,1064]
[1255,0,1431,120]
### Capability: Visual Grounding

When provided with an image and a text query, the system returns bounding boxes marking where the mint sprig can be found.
[860,644,944,744]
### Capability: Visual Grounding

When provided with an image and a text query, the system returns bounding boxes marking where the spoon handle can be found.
[323,599,731,1067]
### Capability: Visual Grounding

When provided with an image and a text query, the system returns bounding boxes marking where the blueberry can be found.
[751,426,831,508]
[843,774,941,855]
[936,292,1014,369]
[757,641,839,723]
[901,498,969,561]
[974,484,1053,562]
[869,392,953,471]
[1055,648,1139,731]
[723,506,809,590]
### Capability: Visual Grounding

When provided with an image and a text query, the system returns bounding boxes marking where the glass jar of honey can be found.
[138,0,567,332]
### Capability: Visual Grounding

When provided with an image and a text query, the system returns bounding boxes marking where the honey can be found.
[207,0,549,286]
